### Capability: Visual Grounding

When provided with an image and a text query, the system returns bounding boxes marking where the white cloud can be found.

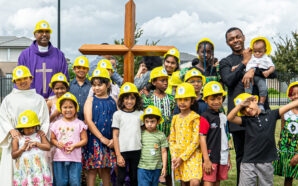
[0,0,297,62]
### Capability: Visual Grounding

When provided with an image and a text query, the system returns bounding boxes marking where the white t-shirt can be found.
[246,54,275,71]
[112,110,144,152]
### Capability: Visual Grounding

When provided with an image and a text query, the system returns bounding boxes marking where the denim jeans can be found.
[137,168,161,186]
[53,161,82,186]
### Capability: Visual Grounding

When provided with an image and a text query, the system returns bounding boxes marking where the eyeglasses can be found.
[188,80,202,84]
[36,30,50,34]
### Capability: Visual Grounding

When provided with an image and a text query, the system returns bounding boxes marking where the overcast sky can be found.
[1,0,297,63]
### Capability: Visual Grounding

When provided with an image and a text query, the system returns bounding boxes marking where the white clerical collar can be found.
[38,45,49,52]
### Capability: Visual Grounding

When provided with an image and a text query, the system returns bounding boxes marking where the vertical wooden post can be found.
[124,0,136,82]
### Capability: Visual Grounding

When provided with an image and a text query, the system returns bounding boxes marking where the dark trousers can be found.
[117,150,141,186]
[232,130,246,186]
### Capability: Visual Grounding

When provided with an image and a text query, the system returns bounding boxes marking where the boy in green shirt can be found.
[138,105,168,186]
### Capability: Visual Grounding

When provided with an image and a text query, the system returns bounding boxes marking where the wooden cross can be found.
[35,62,53,93]
[79,0,175,82]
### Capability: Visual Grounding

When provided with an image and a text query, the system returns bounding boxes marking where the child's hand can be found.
[28,141,38,149]
[172,157,183,169]
[10,129,21,139]
[56,141,65,150]
[65,144,76,154]
[228,158,232,171]
[242,48,252,65]
[231,65,239,72]
[21,140,30,151]
[99,137,110,146]
[107,139,114,148]
[161,167,167,177]
[203,159,214,175]
[289,154,298,167]
[240,96,255,108]
[117,155,125,167]
[262,70,270,78]
[37,130,46,137]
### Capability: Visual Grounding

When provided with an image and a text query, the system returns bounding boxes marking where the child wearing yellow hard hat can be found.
[173,68,208,116]
[199,81,231,184]
[138,105,168,185]
[50,92,88,185]
[12,110,52,185]
[227,92,298,186]
[69,56,91,122]
[142,66,176,182]
[244,37,275,111]
[97,59,120,99]
[0,65,50,185]
[164,48,180,95]
[111,82,143,185]
[193,38,220,83]
[47,72,69,123]
[273,81,298,185]
[169,82,203,184]
[83,67,117,186]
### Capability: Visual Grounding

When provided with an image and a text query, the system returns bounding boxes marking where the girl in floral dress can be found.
[274,81,298,185]
[142,66,176,184]
[169,83,202,186]
[12,110,52,186]
[83,67,118,186]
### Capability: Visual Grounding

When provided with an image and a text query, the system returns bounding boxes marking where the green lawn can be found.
[269,92,288,98]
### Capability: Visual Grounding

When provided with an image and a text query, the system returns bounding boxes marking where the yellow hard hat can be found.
[73,56,89,69]
[164,48,180,63]
[184,68,206,85]
[149,66,168,83]
[140,105,164,123]
[119,82,140,97]
[97,59,114,72]
[250,37,272,55]
[33,20,52,34]
[234,93,259,116]
[202,81,227,100]
[175,82,197,99]
[12,65,33,82]
[196,38,215,54]
[89,67,111,81]
[49,72,69,89]
[287,81,298,98]
[56,92,79,113]
[169,71,183,86]
[16,110,40,129]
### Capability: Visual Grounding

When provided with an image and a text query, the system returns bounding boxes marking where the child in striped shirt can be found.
[138,106,168,186]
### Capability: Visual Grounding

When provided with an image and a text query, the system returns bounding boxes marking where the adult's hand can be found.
[242,48,252,66]
[242,69,254,89]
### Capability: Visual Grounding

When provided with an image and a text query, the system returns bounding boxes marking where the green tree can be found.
[271,31,298,84]
[113,24,160,76]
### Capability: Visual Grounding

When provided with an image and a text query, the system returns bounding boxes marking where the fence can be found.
[0,72,298,105]
[0,77,14,103]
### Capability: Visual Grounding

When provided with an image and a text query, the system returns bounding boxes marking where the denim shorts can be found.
[137,168,161,186]
[53,161,82,186]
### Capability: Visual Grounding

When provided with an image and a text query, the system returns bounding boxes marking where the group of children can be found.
[0,37,297,186]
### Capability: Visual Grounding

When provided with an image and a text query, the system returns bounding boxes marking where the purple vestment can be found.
[18,41,69,98]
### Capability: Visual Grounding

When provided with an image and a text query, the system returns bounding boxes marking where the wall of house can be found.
[0,48,24,62]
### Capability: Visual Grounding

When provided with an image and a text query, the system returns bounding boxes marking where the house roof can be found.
[0,36,32,48]
[180,52,196,64]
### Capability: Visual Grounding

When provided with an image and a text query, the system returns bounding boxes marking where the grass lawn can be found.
[269,92,288,98]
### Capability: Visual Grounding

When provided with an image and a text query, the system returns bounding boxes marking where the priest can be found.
[18,20,69,98]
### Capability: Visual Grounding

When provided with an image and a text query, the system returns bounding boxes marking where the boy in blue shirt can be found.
[69,56,91,121]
